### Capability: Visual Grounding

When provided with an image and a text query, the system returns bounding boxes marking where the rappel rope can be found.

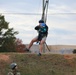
[41,0,49,23]
[41,0,50,51]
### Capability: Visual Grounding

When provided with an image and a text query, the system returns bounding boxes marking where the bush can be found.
[73,49,76,53]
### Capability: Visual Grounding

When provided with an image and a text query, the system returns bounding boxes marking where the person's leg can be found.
[27,36,38,50]
[39,36,46,54]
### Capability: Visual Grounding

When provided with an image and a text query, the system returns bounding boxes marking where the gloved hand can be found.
[34,26,40,30]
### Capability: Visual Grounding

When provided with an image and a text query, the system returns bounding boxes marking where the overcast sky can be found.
[0,0,76,45]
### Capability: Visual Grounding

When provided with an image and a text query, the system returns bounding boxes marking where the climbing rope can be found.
[41,0,50,51]
[41,0,49,23]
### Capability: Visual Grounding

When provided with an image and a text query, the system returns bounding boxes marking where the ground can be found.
[0,53,76,75]
[0,54,10,61]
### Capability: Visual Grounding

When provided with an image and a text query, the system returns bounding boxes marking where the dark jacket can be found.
[35,24,48,41]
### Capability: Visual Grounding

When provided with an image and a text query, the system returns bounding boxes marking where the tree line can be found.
[0,14,25,52]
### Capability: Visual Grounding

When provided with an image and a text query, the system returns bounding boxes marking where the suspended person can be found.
[25,20,48,56]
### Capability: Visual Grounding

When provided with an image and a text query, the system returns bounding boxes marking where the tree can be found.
[15,38,26,52]
[0,14,18,52]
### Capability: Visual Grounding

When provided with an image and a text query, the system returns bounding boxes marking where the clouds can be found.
[47,3,76,45]
[0,0,42,13]
[0,0,76,45]
[49,0,76,14]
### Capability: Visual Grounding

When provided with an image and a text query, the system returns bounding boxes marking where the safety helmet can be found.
[39,20,44,23]
[10,63,17,70]
[40,23,46,27]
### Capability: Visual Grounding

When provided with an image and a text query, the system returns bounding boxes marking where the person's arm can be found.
[34,25,40,30]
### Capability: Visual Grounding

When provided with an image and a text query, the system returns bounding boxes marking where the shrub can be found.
[73,49,76,53]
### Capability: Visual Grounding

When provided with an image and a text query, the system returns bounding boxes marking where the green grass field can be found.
[0,53,76,75]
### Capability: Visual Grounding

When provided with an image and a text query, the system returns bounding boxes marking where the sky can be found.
[0,0,76,45]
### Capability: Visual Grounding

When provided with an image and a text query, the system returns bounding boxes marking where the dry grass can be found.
[0,53,76,75]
